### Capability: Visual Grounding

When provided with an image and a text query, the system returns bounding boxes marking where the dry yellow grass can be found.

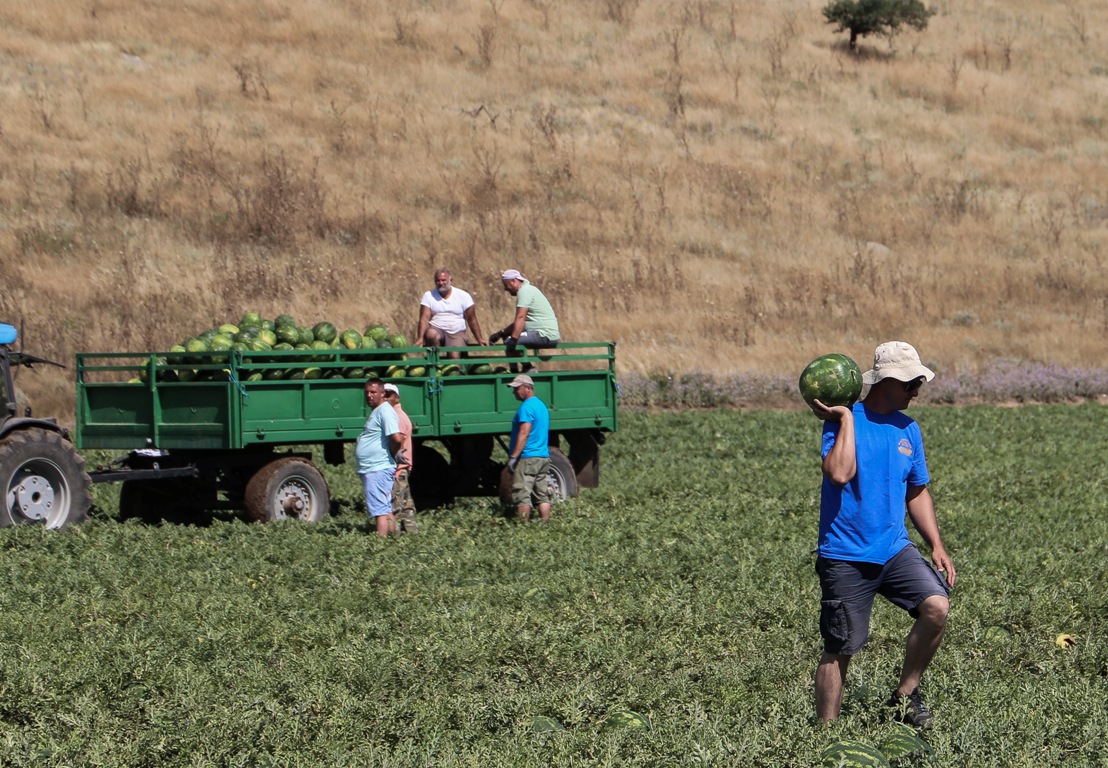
[1,0,1106,418]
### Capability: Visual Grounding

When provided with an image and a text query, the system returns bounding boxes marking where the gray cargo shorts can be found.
[816,544,950,656]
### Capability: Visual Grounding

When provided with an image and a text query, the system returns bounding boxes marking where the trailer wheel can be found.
[244,457,330,523]
[498,447,578,505]
[409,444,455,510]
[0,429,92,529]
[118,480,156,521]
[118,480,199,525]
[547,448,578,502]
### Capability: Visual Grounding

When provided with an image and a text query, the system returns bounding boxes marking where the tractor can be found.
[0,323,92,528]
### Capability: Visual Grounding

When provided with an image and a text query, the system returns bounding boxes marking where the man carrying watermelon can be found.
[809,341,956,728]
[488,269,560,369]
[417,268,487,359]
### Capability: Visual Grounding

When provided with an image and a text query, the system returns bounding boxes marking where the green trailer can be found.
[75,342,619,523]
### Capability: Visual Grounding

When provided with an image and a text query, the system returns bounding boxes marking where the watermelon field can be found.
[0,405,1105,766]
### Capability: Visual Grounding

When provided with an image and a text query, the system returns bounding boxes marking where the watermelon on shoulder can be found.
[798,353,863,408]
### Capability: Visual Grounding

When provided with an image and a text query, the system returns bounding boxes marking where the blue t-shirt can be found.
[511,395,550,458]
[818,402,930,564]
[355,403,399,474]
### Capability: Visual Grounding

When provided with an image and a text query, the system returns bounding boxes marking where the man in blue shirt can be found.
[505,374,552,522]
[355,378,403,537]
[808,341,956,728]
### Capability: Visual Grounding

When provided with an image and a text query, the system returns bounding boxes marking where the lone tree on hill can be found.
[823,0,935,51]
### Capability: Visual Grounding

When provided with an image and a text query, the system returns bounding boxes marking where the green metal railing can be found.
[76,342,618,451]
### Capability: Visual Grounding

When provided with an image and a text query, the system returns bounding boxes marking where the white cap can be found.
[500,269,524,281]
[862,341,936,385]
[383,383,400,395]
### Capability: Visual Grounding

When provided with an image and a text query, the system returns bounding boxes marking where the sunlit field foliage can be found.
[1,406,1105,766]
[2,0,1107,421]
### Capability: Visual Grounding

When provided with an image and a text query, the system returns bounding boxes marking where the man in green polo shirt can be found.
[488,269,560,353]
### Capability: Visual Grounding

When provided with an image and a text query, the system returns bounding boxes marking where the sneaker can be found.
[886,688,933,728]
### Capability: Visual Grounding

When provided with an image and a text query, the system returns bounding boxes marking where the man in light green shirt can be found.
[489,269,560,352]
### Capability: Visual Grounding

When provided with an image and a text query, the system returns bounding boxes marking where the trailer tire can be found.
[0,428,92,529]
[244,457,330,523]
[409,444,455,510]
[118,480,200,525]
[118,480,156,522]
[498,447,578,505]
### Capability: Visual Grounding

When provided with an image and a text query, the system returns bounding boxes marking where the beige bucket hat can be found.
[862,341,936,385]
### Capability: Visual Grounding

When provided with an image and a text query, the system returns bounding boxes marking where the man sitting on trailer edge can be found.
[356,378,404,537]
[488,269,559,370]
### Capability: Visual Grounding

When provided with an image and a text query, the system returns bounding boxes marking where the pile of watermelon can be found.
[133,311,506,383]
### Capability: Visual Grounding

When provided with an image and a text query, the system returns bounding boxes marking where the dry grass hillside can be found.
[2,0,1106,417]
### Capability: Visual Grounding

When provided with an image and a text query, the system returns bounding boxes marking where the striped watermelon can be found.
[820,740,889,767]
[530,715,565,733]
[878,724,932,759]
[600,709,652,732]
[799,353,863,408]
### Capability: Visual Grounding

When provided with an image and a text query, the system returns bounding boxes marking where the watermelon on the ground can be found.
[878,724,932,760]
[599,709,651,733]
[530,715,565,733]
[798,353,863,408]
[820,740,889,767]
[985,625,1012,643]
